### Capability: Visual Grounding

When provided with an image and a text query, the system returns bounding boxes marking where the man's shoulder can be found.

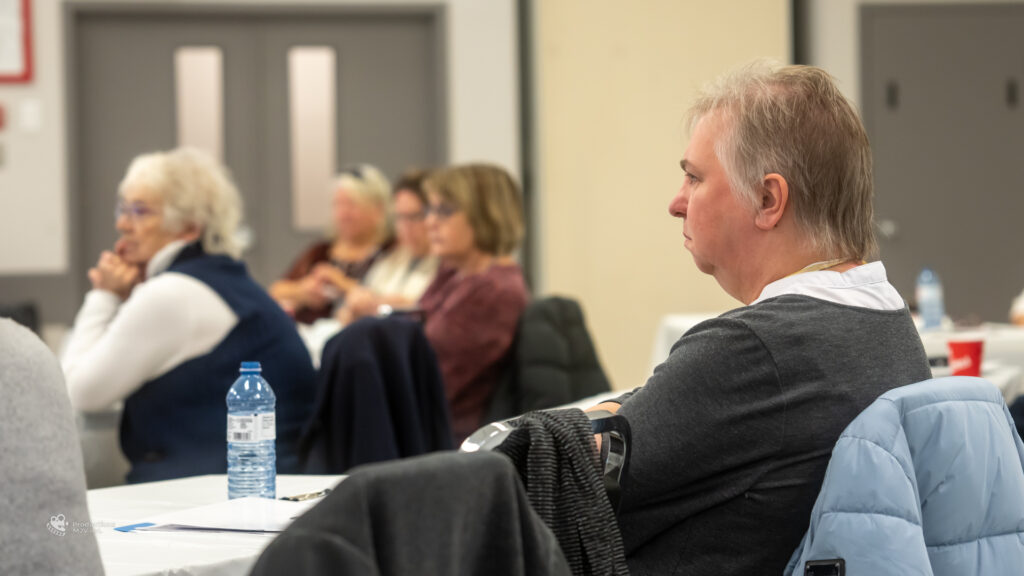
[677,302,798,346]
[710,295,919,354]
[668,314,770,368]
[723,294,910,325]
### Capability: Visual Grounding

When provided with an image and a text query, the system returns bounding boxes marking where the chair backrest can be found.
[0,301,39,334]
[785,376,1024,576]
[485,296,611,423]
[298,316,453,473]
[251,451,572,576]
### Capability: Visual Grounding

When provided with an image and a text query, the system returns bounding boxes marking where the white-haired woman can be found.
[270,164,392,323]
[62,147,316,484]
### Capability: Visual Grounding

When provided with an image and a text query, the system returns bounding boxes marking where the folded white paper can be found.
[117,496,320,534]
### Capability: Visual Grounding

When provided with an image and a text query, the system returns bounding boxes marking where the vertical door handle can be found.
[886,80,900,110]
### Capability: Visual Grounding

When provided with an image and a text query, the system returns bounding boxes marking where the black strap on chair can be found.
[805,559,845,576]
[461,410,631,513]
[462,408,630,576]
[588,410,631,512]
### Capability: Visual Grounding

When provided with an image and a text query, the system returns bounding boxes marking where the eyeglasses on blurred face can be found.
[424,202,460,220]
[394,210,427,223]
[114,187,179,267]
[114,200,161,223]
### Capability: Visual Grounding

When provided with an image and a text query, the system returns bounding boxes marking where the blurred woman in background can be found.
[418,163,529,443]
[336,169,439,324]
[270,164,391,323]
[62,147,316,483]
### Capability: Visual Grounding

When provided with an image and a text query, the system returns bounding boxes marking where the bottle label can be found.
[227,413,276,443]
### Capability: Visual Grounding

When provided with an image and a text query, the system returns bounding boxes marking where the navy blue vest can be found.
[120,243,316,483]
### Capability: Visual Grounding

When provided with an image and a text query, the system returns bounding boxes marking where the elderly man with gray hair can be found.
[592,61,931,574]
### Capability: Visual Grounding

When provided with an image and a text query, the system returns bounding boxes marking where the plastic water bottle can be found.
[226,361,276,499]
[916,267,945,331]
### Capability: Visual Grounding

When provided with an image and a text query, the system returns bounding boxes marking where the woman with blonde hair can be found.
[418,163,529,443]
[270,164,392,323]
[336,168,440,324]
[62,147,316,483]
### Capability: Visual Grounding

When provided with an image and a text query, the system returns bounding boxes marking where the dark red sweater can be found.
[419,264,529,443]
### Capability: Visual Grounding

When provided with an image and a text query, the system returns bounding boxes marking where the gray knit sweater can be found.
[0,319,103,575]
[616,295,931,575]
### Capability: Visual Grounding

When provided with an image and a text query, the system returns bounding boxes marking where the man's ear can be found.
[755,173,788,230]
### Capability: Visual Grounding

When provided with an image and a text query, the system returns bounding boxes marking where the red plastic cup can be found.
[947,334,984,377]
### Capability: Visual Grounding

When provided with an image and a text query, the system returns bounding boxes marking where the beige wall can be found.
[533,0,790,390]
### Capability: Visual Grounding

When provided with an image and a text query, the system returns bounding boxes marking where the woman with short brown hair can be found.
[418,163,529,443]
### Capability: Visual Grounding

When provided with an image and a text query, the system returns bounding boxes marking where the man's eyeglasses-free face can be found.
[114,201,160,223]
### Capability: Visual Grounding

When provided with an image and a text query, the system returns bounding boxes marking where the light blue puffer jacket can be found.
[785,377,1024,576]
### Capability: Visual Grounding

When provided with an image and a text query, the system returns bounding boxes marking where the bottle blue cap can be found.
[240,361,262,371]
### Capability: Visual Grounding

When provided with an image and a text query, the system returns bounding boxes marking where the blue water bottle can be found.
[226,361,276,499]
[916,267,945,331]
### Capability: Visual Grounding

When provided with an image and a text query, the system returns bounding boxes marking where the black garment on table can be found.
[496,408,630,576]
[486,296,611,423]
[250,451,571,576]
[298,316,453,474]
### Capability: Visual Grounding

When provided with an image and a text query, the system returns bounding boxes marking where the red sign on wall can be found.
[0,0,33,84]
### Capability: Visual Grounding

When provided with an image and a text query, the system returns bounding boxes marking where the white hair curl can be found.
[119,147,245,259]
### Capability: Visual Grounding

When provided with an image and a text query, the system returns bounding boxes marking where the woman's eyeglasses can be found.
[114,201,159,222]
[424,203,460,220]
[394,210,427,223]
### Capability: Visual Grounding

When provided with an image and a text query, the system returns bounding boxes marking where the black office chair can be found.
[485,296,612,423]
[0,301,40,334]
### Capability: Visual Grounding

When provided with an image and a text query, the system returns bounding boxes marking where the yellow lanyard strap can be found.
[786,258,866,278]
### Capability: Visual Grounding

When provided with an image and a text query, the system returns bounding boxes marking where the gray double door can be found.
[4,7,445,326]
[863,5,1024,322]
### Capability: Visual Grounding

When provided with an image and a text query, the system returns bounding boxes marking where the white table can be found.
[917,323,1024,403]
[917,323,1024,370]
[88,474,342,576]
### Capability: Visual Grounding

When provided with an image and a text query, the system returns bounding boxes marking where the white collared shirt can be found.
[751,261,906,312]
[62,241,238,412]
